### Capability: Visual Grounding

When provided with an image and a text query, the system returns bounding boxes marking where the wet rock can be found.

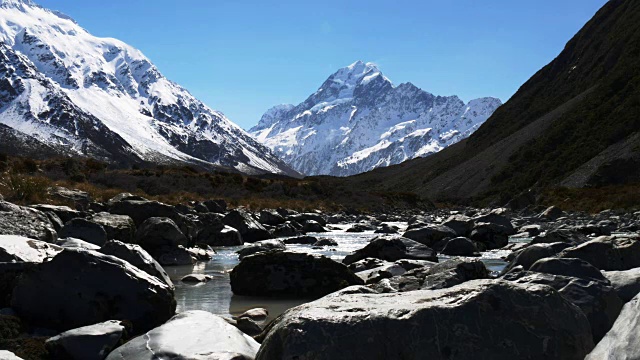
[342,236,437,265]
[256,280,594,360]
[374,223,399,234]
[472,212,516,235]
[402,225,457,247]
[558,235,640,271]
[0,235,62,263]
[519,224,542,236]
[0,201,57,243]
[346,223,375,233]
[237,240,286,260]
[283,236,318,245]
[91,213,136,243]
[223,210,272,243]
[59,218,108,247]
[440,237,479,256]
[313,238,338,247]
[45,320,125,360]
[185,246,214,262]
[181,274,213,283]
[199,225,243,246]
[105,311,259,360]
[288,213,327,227]
[11,249,175,333]
[231,251,363,297]
[302,220,327,233]
[586,294,640,359]
[99,240,174,288]
[136,217,188,252]
[603,268,640,302]
[272,222,303,238]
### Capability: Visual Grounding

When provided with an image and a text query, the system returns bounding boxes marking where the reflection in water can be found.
[167,223,518,322]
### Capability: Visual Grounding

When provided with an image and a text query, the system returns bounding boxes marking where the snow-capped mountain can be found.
[250,61,502,176]
[0,0,298,176]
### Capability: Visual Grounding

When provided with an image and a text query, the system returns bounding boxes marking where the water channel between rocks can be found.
[165,223,527,323]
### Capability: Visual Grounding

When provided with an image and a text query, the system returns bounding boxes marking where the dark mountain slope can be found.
[337,0,640,203]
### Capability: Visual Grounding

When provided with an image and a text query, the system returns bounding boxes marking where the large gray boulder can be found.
[529,257,608,282]
[105,311,259,360]
[59,218,108,247]
[99,240,173,289]
[586,294,640,360]
[231,251,364,297]
[558,235,640,271]
[199,225,243,246]
[91,213,136,243]
[45,320,125,360]
[0,351,23,360]
[441,215,473,236]
[258,209,286,226]
[56,238,101,251]
[109,200,197,240]
[223,210,272,243]
[135,217,188,252]
[402,225,457,247]
[472,212,516,235]
[343,236,437,265]
[503,242,572,273]
[0,201,57,243]
[440,237,479,256]
[256,280,594,360]
[30,204,82,224]
[0,235,62,263]
[531,229,587,245]
[469,223,510,250]
[236,240,285,260]
[194,213,226,244]
[603,267,640,302]
[10,249,175,333]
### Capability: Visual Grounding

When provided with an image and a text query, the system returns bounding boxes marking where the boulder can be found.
[256,280,594,360]
[441,215,473,236]
[469,223,509,250]
[56,238,101,251]
[531,229,587,245]
[342,236,437,265]
[181,274,213,283]
[236,317,263,336]
[503,242,572,273]
[472,212,516,235]
[106,311,258,360]
[45,320,125,360]
[11,249,175,333]
[346,258,389,273]
[603,268,640,302]
[529,257,608,282]
[91,213,136,243]
[0,201,57,243]
[0,235,62,263]
[107,193,147,205]
[0,351,23,360]
[59,218,108,247]
[230,251,364,297]
[346,224,375,233]
[302,220,327,233]
[272,222,302,238]
[135,217,188,252]
[258,210,286,226]
[586,294,640,359]
[199,225,243,246]
[0,263,36,307]
[558,235,640,271]
[381,258,490,292]
[282,236,318,245]
[223,210,272,243]
[30,204,82,224]
[194,213,226,243]
[156,246,196,266]
[288,213,327,226]
[539,206,564,221]
[99,240,174,288]
[202,199,227,213]
[440,237,479,256]
[49,187,91,210]
[313,238,338,247]
[402,225,457,247]
[519,224,542,236]
[235,308,268,322]
[374,223,399,234]
[236,240,286,260]
[109,200,176,226]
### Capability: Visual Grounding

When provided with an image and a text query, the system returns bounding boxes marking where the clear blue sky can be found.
[38,0,607,130]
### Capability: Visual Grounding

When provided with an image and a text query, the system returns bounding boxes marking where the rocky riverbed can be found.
[1,189,640,359]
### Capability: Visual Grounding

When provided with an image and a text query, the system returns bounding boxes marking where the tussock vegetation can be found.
[539,185,640,213]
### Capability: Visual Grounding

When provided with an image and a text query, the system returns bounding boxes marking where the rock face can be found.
[250,61,501,176]
[559,235,640,271]
[45,320,125,360]
[586,293,640,360]
[59,218,108,247]
[223,210,272,243]
[342,236,437,265]
[256,280,594,360]
[105,311,260,360]
[0,201,57,243]
[10,249,175,333]
[99,240,174,289]
[0,235,62,263]
[231,251,364,297]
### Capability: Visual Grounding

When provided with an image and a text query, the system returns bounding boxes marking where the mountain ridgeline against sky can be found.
[0,0,299,176]
[341,0,640,202]
[250,61,502,176]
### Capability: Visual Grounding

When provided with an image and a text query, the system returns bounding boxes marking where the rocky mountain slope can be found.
[0,0,298,176]
[250,61,501,176]
[338,0,640,203]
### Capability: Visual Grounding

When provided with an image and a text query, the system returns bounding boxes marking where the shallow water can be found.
[167,224,521,322]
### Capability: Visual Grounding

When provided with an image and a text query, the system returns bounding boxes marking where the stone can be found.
[539,206,564,221]
[156,246,196,266]
[194,213,226,244]
[236,240,286,260]
[256,280,594,360]
[181,274,213,283]
[203,199,227,213]
[258,210,286,226]
[30,204,82,224]
[502,242,572,273]
[343,236,438,265]
[45,320,125,360]
[383,258,490,292]
[288,213,327,226]
[469,223,509,250]
[440,237,479,256]
[0,201,57,243]
[109,200,196,240]
[282,236,317,245]
[231,251,364,297]
[11,249,175,333]
[223,210,272,243]
[105,311,259,360]
[519,224,542,236]
[272,223,302,238]
[313,238,338,247]
[199,225,243,246]
[472,212,516,235]
[530,257,608,282]
[586,294,640,360]
[0,235,62,263]
[235,308,268,322]
[49,187,91,210]
[442,214,473,236]
[531,229,587,245]
[99,240,174,288]
[59,218,108,247]
[136,217,188,252]
[402,225,457,247]
[91,213,136,243]
[302,220,327,233]
[0,351,23,360]
[0,263,36,307]
[236,317,262,336]
[603,268,640,302]
[558,235,640,271]
[347,258,389,273]
[56,238,101,251]
[107,193,147,205]
[374,223,399,234]
[346,224,375,233]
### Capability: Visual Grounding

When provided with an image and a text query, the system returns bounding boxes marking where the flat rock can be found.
[0,235,62,263]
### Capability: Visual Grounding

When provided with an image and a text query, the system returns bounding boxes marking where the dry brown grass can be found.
[539,184,640,213]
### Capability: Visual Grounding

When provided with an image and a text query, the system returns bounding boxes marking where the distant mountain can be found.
[0,0,299,176]
[250,61,501,176]
[339,0,640,203]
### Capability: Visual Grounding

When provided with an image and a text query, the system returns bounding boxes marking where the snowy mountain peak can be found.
[250,63,502,176]
[0,0,298,176]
